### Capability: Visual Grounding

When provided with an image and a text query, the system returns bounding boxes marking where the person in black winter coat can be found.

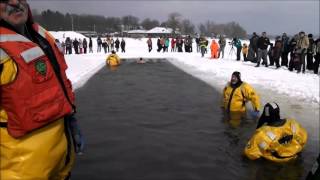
[82,38,87,54]
[288,35,299,71]
[307,34,315,70]
[255,32,271,67]
[120,38,126,53]
[97,36,102,52]
[115,38,120,52]
[89,37,93,53]
[73,38,79,54]
[268,43,274,66]
[273,36,283,68]
[281,33,290,67]
[249,32,259,60]
[314,38,320,74]
[65,37,72,54]
[157,37,162,52]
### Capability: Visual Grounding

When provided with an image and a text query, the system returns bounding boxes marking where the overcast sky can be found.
[28,0,319,36]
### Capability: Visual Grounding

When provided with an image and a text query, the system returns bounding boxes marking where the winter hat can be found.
[256,102,281,128]
[308,34,313,38]
[232,71,241,80]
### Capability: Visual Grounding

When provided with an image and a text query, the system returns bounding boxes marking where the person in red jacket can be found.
[210,39,220,59]
[0,0,83,179]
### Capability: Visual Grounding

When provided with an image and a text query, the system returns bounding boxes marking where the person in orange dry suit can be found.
[210,39,220,59]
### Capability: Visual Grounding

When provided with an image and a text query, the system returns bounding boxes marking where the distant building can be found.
[126,29,148,38]
[125,27,175,38]
[77,31,98,37]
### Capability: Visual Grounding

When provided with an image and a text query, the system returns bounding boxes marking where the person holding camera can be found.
[232,37,242,61]
[255,32,271,67]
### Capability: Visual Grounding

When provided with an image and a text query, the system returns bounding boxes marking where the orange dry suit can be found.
[244,119,307,162]
[0,21,75,179]
[106,53,121,66]
[222,82,260,112]
[210,40,219,59]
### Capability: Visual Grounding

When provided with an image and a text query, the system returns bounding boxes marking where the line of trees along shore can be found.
[32,9,247,38]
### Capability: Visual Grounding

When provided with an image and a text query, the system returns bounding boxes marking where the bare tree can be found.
[198,21,246,38]
[121,15,140,30]
[166,12,182,32]
[181,19,195,35]
[141,18,160,30]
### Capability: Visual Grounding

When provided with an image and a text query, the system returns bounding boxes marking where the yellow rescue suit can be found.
[244,119,307,163]
[0,49,74,179]
[106,54,121,66]
[222,82,260,112]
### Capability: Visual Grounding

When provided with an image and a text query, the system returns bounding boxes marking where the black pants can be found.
[236,48,241,60]
[307,53,314,70]
[274,57,280,67]
[314,53,320,74]
[201,47,206,57]
[269,55,274,65]
[66,47,72,54]
[281,51,289,66]
[148,45,152,52]
[243,53,247,61]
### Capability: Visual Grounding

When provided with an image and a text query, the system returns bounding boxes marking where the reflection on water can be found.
[73,59,316,180]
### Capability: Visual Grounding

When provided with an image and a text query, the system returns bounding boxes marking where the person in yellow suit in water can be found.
[106,50,121,67]
[222,71,261,127]
[244,102,308,162]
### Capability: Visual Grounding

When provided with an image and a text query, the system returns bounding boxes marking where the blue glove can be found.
[250,110,260,119]
[68,114,85,155]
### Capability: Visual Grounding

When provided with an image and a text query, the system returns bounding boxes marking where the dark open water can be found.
[72,59,311,180]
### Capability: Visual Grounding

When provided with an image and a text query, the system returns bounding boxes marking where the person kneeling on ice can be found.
[222,71,261,117]
[106,50,121,66]
[244,102,308,162]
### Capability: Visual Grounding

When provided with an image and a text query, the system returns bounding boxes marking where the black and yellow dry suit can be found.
[222,82,260,112]
[244,103,307,163]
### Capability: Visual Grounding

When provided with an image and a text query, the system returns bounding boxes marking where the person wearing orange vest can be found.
[210,39,219,59]
[0,0,83,179]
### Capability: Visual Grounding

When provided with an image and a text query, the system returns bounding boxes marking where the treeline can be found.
[32,9,247,38]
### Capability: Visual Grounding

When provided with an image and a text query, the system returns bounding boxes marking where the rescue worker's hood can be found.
[256,102,283,129]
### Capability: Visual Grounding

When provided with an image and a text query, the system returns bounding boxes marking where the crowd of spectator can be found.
[56,32,320,75]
